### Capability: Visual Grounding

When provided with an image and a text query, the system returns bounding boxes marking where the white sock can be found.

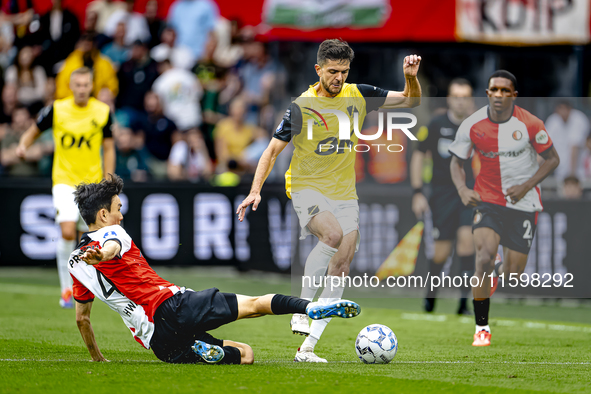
[300,241,337,301]
[57,238,75,294]
[301,275,347,351]
[476,325,491,334]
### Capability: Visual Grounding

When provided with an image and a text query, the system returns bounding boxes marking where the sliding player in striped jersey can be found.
[448,70,559,346]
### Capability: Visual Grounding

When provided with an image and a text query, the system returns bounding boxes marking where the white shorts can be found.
[291,189,360,251]
[52,184,88,231]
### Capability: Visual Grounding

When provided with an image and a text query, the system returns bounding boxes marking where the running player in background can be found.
[16,67,115,308]
[411,78,475,315]
[237,39,421,362]
[448,70,559,346]
[71,174,360,364]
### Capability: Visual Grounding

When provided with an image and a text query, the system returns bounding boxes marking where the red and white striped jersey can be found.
[69,225,179,349]
[449,105,553,212]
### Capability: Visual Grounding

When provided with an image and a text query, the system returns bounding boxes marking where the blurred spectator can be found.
[212,18,243,68]
[86,0,126,34]
[144,0,163,49]
[116,40,157,112]
[238,41,277,125]
[152,58,202,131]
[167,0,219,61]
[563,176,583,200]
[104,0,150,46]
[0,84,18,125]
[4,4,40,49]
[214,97,258,171]
[545,100,590,183]
[37,0,80,76]
[150,26,194,70]
[101,21,129,69]
[55,32,118,99]
[115,126,149,182]
[211,159,240,186]
[582,135,591,181]
[130,90,177,162]
[1,105,50,176]
[0,13,16,70]
[243,126,269,173]
[167,128,212,182]
[5,46,46,111]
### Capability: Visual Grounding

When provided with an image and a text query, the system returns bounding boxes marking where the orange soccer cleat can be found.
[472,330,491,346]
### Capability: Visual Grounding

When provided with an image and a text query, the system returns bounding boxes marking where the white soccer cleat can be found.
[294,348,327,363]
[290,313,310,336]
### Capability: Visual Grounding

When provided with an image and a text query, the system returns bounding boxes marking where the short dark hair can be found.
[449,78,472,90]
[488,70,518,91]
[74,174,124,225]
[564,175,580,185]
[317,39,354,67]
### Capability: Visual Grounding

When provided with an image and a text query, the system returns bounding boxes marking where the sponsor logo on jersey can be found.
[473,211,482,224]
[512,130,522,140]
[478,147,526,159]
[475,131,486,139]
[535,130,549,144]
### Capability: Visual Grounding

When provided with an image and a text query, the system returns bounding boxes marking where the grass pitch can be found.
[1,267,590,394]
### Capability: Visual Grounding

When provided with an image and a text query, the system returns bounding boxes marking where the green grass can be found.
[1,268,590,394]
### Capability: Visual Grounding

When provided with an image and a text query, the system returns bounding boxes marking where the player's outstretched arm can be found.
[236,138,288,222]
[506,146,560,204]
[451,155,482,207]
[81,241,122,265]
[15,123,41,158]
[75,301,108,362]
[380,54,422,109]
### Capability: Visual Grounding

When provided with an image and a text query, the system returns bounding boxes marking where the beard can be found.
[321,77,342,96]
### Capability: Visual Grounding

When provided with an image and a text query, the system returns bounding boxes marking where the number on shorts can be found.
[522,219,532,239]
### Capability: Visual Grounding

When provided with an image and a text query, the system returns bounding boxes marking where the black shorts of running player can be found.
[429,185,473,241]
[150,287,239,364]
[472,202,538,254]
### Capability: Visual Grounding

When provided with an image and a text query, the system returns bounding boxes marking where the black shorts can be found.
[429,185,473,241]
[150,288,239,364]
[472,202,538,254]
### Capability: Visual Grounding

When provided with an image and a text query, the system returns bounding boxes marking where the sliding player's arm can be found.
[237,103,299,222]
[506,146,559,204]
[76,301,108,362]
[80,241,122,265]
[236,137,288,222]
[102,113,116,178]
[379,55,422,109]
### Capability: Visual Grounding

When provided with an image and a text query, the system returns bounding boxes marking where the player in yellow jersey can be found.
[17,67,115,308]
[237,39,422,362]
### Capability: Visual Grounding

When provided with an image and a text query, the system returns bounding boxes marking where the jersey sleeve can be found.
[527,118,553,154]
[273,102,302,142]
[448,121,473,160]
[103,113,114,139]
[357,84,389,113]
[72,275,95,303]
[36,104,54,131]
[99,225,132,258]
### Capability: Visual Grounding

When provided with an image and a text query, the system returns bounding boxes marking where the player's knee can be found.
[475,249,495,271]
[240,344,254,364]
[322,229,343,248]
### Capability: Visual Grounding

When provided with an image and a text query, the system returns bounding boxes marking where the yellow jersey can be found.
[274,82,388,200]
[36,96,113,186]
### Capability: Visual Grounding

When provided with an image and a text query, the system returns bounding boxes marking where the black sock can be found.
[473,298,490,326]
[218,346,242,365]
[426,260,444,298]
[271,294,310,315]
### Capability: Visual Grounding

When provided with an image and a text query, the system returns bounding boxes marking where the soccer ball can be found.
[355,324,398,364]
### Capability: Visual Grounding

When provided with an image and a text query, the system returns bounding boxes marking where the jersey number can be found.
[523,220,533,239]
[97,271,117,299]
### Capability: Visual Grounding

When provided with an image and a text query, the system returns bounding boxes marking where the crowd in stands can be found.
[0,0,590,199]
[0,0,282,185]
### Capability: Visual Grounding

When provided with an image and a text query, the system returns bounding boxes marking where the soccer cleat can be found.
[472,330,492,346]
[191,340,225,364]
[290,313,310,336]
[306,299,361,320]
[60,288,73,309]
[490,253,502,296]
[424,297,435,313]
[294,348,327,363]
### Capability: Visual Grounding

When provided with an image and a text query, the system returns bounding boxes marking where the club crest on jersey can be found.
[512,130,522,140]
[535,130,549,144]
[473,211,482,225]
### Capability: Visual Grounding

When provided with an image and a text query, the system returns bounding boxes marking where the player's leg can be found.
[53,184,80,308]
[424,240,453,312]
[290,191,340,336]
[456,224,475,315]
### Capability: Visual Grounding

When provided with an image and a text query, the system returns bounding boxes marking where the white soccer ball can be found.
[355,324,398,364]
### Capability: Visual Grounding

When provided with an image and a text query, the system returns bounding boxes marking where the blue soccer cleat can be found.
[191,340,225,364]
[306,299,361,320]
